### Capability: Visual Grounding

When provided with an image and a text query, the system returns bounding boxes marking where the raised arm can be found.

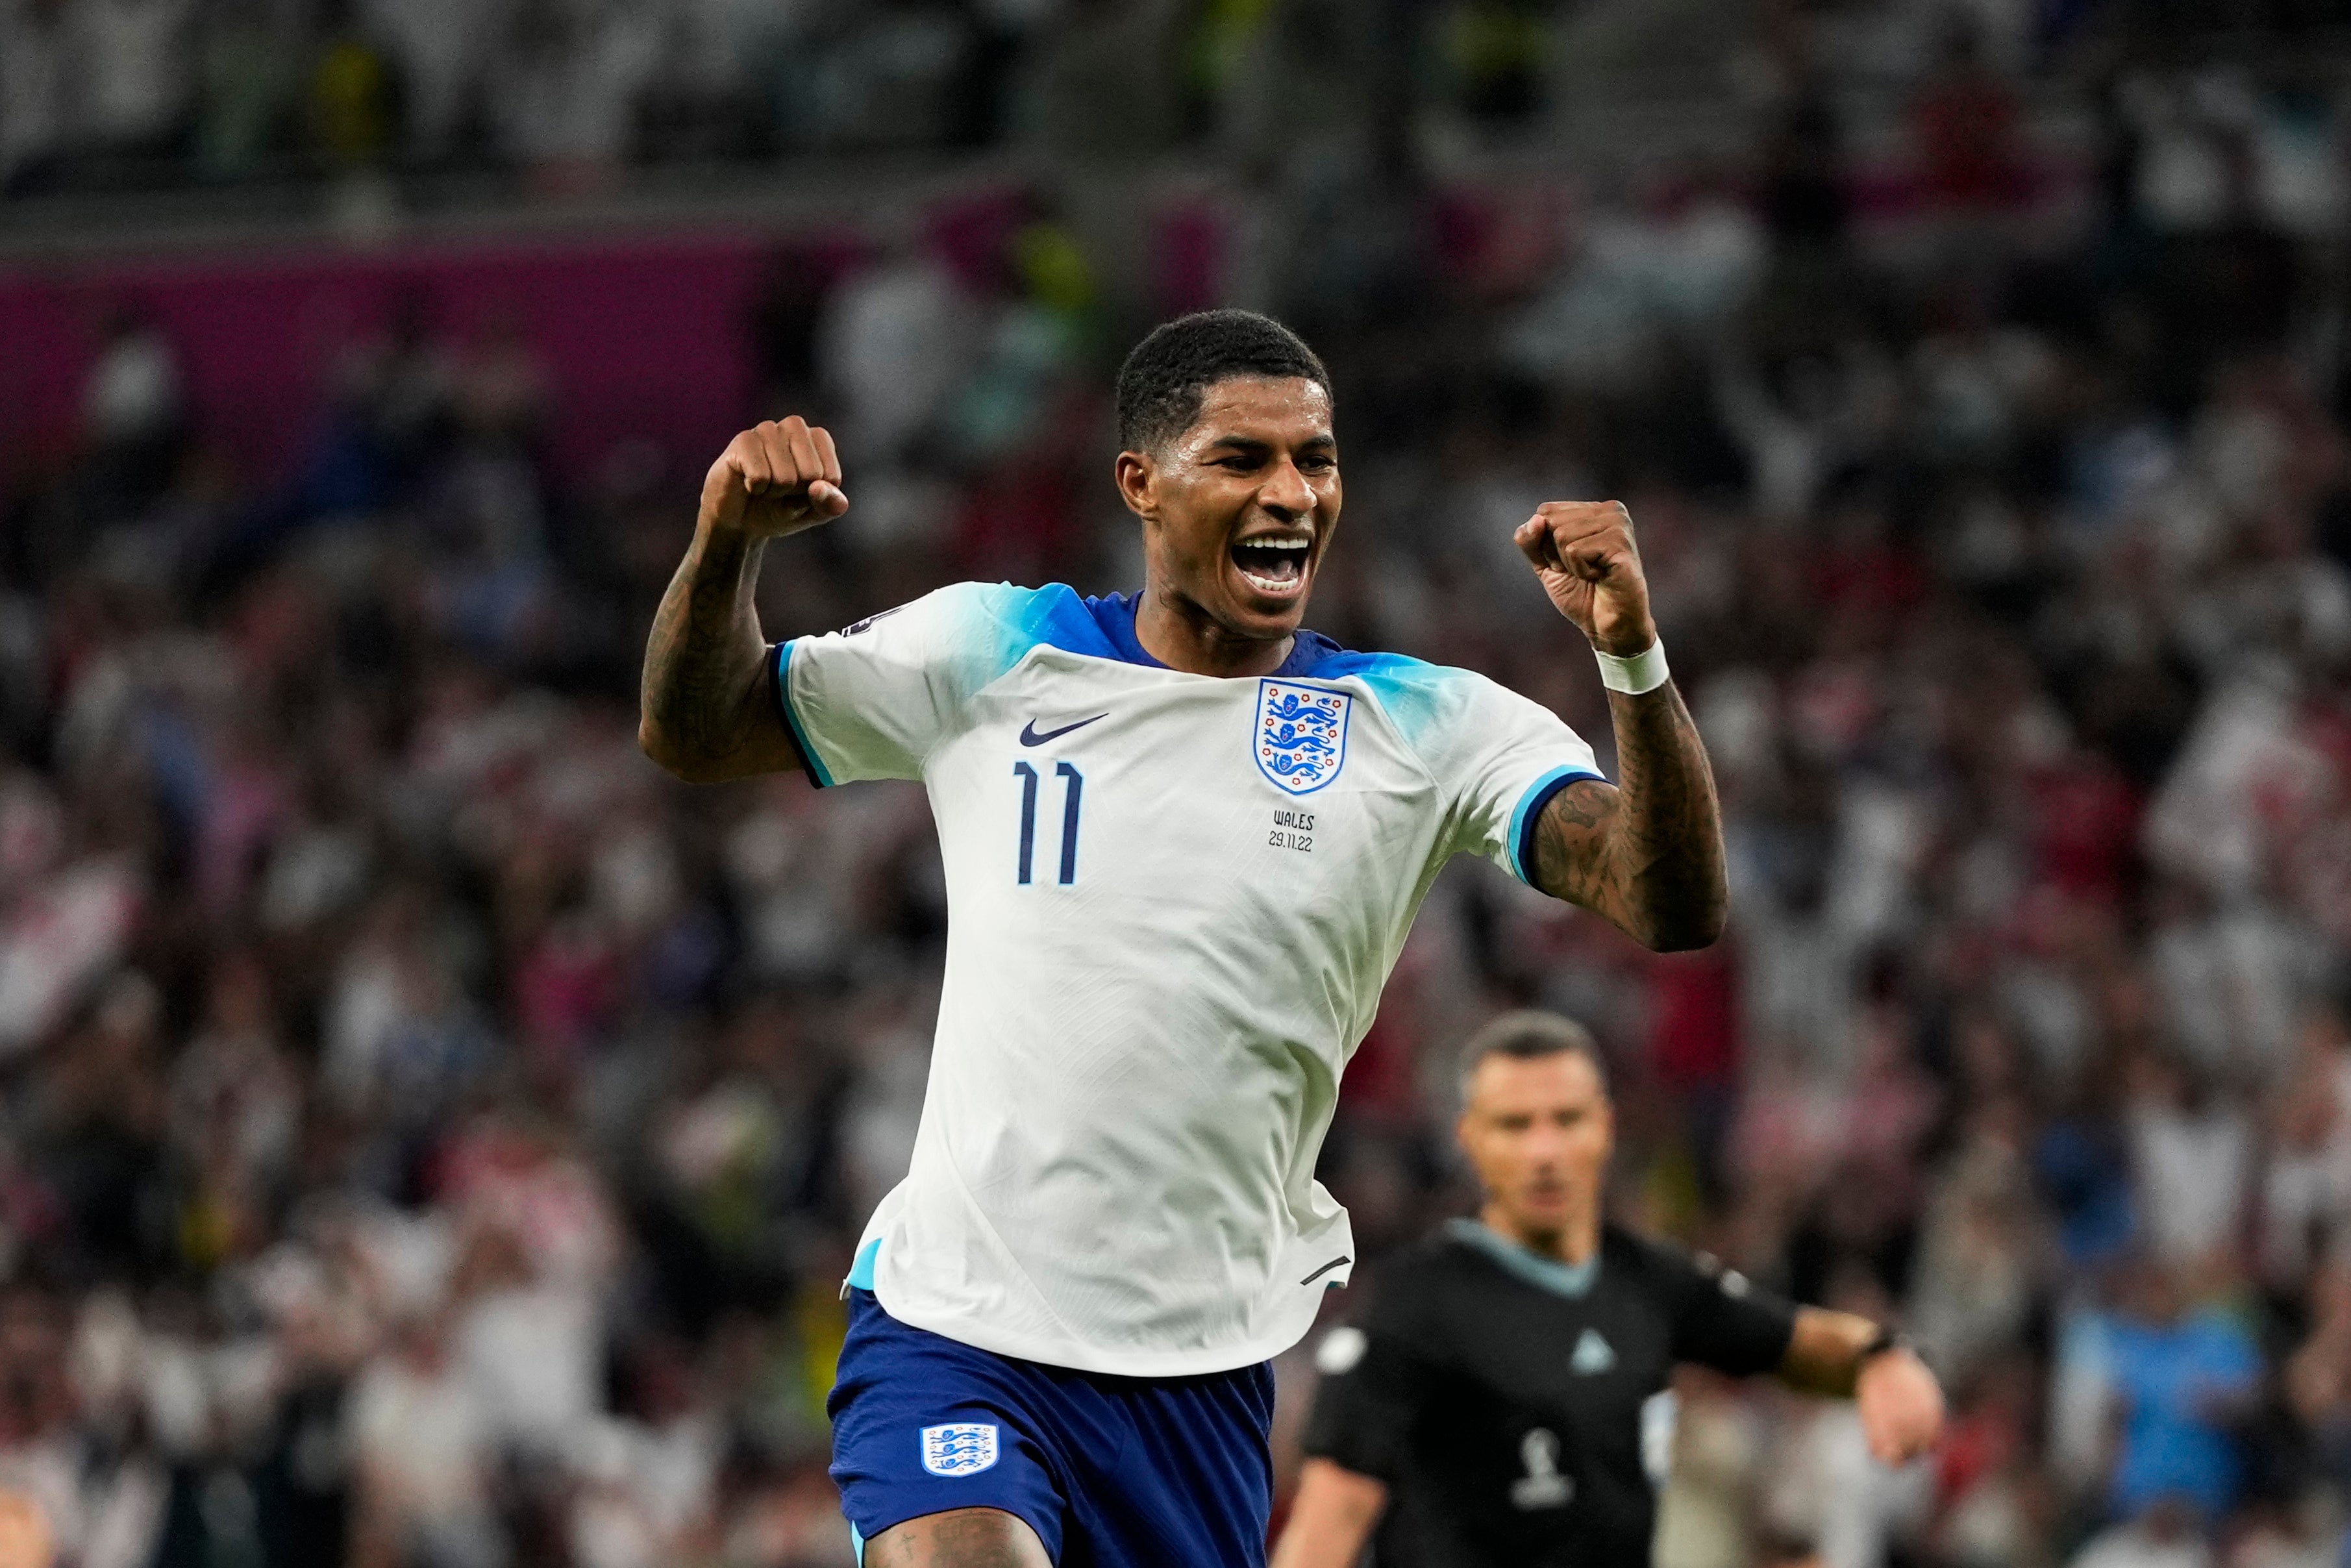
[639,417,849,784]
[1513,501,1728,952]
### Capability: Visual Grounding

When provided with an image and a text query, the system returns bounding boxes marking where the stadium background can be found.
[6,1,2351,1565]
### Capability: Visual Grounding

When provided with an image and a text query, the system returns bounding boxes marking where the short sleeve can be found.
[1300,1279,1438,1483]
[775,583,1006,786]
[1339,658,1605,884]
[1412,671,1605,885]
[1658,1245,1796,1378]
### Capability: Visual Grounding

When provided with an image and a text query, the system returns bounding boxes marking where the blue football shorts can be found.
[828,1288,1276,1566]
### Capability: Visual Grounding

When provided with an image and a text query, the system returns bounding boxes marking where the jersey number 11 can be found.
[1012,761,1084,886]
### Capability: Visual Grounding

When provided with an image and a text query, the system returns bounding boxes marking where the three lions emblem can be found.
[1255,680,1351,795]
[920,1423,999,1476]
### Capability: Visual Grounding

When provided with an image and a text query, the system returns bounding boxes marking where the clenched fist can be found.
[1856,1347,1947,1467]
[701,416,849,540]
[1513,501,1657,658]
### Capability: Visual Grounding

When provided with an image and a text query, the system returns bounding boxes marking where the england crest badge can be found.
[920,1423,999,1477]
[1255,680,1351,795]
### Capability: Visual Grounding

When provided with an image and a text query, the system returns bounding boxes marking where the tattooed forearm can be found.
[638,521,795,782]
[1528,683,1726,951]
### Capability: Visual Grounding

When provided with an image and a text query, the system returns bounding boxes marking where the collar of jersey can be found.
[1445,1218,1602,1299]
[1080,589,1352,679]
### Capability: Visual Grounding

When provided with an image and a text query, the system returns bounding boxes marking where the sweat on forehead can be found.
[1115,308,1332,454]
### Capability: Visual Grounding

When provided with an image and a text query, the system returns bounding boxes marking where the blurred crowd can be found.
[10,0,2348,203]
[0,0,1342,197]
[10,3,2351,1568]
[2,0,1015,193]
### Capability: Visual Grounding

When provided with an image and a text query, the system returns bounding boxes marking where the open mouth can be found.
[1230,536,1312,597]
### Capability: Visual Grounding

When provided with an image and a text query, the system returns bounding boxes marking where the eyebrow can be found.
[1202,432,1337,453]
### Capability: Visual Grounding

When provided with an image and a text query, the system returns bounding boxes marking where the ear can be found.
[1114,449,1157,520]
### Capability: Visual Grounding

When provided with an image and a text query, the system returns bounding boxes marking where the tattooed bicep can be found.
[1521,684,1726,950]
[1544,778,1619,834]
[1528,778,1624,910]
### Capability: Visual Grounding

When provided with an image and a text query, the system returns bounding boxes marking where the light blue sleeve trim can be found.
[775,640,836,788]
[849,1523,864,1566]
[1506,764,1606,884]
[847,1236,880,1291]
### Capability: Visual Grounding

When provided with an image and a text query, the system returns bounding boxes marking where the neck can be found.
[1480,1200,1600,1268]
[1134,579,1292,678]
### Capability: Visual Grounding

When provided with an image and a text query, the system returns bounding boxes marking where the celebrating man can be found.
[640,310,1732,1567]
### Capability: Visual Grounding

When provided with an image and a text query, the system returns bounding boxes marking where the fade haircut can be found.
[1115,309,1332,454]
[1458,1010,1609,1101]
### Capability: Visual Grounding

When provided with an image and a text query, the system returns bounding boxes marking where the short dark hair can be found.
[1115,309,1332,454]
[1458,1010,1608,1098]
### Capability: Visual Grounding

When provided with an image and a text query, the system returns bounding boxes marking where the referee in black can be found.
[1272,1012,1945,1568]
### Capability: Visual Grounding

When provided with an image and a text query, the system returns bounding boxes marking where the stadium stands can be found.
[7,2,2351,1565]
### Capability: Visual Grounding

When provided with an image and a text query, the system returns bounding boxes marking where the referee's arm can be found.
[1776,1308,1946,1466]
[1272,1461,1386,1568]
[1275,1319,1423,1568]
[1667,1247,1945,1467]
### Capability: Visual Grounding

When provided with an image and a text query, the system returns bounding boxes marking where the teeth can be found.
[1233,536,1309,596]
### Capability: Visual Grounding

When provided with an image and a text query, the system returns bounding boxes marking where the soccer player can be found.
[1272,1011,1946,1568]
[638,310,1730,1568]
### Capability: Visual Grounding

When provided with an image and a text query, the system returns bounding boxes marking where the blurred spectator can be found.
[2092,1259,2263,1526]
[74,0,195,165]
[81,306,186,495]
[487,0,663,186]
[358,0,495,164]
[2127,1054,2252,1270]
[1909,25,2030,216]
[349,1312,501,1568]
[0,0,74,194]
[310,5,396,170]
[816,231,984,464]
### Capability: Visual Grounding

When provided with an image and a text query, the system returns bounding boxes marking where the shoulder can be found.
[814,582,1126,680]
[1394,1230,1480,1282]
[1600,1223,1724,1300]
[1352,1235,1472,1326]
[1293,641,1469,700]
[1293,644,1540,751]
[893,580,1082,645]
[808,580,1022,647]
[941,584,1195,669]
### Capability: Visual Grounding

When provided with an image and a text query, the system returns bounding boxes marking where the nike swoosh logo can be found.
[1019,714,1108,746]
[1300,1255,1350,1286]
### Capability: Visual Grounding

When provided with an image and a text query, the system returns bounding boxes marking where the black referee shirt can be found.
[1301,1219,1797,1567]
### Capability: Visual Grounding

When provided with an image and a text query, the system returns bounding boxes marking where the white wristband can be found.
[1594,638,1669,695]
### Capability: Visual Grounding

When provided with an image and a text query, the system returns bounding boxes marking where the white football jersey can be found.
[780,583,1600,1376]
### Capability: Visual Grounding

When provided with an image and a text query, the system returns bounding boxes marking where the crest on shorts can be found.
[920,1423,999,1477]
[1255,680,1350,795]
